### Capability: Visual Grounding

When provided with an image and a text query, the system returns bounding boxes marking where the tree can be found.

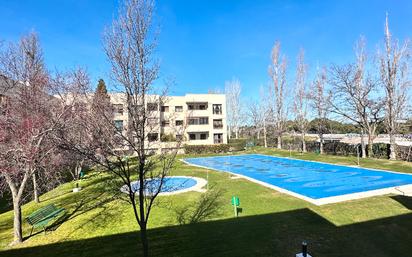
[309,67,330,154]
[329,37,383,158]
[58,1,183,256]
[268,41,287,149]
[225,78,242,139]
[0,32,69,244]
[248,100,264,140]
[293,49,309,152]
[378,14,411,160]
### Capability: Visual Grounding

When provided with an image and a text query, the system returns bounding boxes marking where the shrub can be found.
[228,138,247,151]
[370,143,389,159]
[184,144,230,154]
[160,133,176,142]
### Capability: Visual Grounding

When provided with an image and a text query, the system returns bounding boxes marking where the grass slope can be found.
[0,147,412,257]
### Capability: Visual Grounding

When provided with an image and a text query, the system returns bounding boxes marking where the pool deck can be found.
[158,176,208,196]
[181,155,412,205]
[120,176,208,196]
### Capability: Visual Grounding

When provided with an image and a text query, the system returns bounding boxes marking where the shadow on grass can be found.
[21,175,122,241]
[391,195,412,210]
[2,207,412,257]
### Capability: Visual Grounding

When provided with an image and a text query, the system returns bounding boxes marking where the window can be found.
[199,117,208,125]
[188,117,208,125]
[187,103,208,110]
[175,106,183,112]
[189,133,196,140]
[113,104,124,115]
[147,118,158,125]
[161,120,170,127]
[200,133,208,140]
[188,118,198,125]
[161,106,169,112]
[175,120,183,126]
[213,119,223,129]
[148,133,158,142]
[213,104,222,114]
[147,103,158,111]
[214,133,223,144]
[114,120,124,131]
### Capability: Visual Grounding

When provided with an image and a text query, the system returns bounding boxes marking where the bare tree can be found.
[0,32,70,244]
[248,86,271,147]
[309,67,330,154]
[329,37,383,158]
[58,1,183,256]
[378,14,411,160]
[293,48,309,152]
[248,100,264,140]
[268,41,287,149]
[225,78,242,139]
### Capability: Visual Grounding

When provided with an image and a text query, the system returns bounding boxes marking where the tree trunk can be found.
[367,133,374,158]
[360,131,366,158]
[277,135,282,149]
[263,121,267,148]
[75,160,83,180]
[235,128,239,139]
[4,172,29,245]
[257,129,260,140]
[389,134,397,160]
[12,196,23,243]
[140,222,149,257]
[32,172,39,203]
[228,126,231,140]
[301,132,306,153]
[319,133,324,154]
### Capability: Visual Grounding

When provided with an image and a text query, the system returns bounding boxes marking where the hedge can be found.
[228,138,248,151]
[183,144,230,154]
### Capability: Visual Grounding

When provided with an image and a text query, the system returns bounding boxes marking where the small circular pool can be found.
[121,176,207,195]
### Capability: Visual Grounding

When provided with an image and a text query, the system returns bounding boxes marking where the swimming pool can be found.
[183,154,412,205]
[120,176,207,196]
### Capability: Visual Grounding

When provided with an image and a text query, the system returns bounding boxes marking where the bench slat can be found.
[26,204,65,227]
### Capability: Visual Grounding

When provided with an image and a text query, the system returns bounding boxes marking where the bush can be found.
[370,143,389,159]
[160,133,176,142]
[228,138,247,151]
[397,145,412,162]
[184,144,230,154]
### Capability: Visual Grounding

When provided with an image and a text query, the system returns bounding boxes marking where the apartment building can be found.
[110,93,227,148]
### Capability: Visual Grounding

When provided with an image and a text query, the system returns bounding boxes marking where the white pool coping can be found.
[181,154,412,205]
[120,176,207,196]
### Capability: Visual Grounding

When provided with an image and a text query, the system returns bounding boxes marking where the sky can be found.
[1,0,411,100]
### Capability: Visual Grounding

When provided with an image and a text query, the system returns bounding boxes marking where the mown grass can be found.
[0,147,412,257]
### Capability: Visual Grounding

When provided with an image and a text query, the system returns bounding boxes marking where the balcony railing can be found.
[213,121,223,129]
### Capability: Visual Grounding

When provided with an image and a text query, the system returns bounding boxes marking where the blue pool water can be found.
[128,176,197,194]
[183,154,412,199]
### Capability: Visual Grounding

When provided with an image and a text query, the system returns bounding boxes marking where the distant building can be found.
[109,93,228,148]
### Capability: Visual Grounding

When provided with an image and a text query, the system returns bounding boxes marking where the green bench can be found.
[26,204,66,236]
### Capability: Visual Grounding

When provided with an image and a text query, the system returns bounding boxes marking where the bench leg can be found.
[43,226,46,235]
[29,226,34,237]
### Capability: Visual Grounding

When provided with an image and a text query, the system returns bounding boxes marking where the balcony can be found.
[214,138,223,144]
[213,120,223,129]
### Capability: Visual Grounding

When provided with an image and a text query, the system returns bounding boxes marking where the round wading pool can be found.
[120,176,207,196]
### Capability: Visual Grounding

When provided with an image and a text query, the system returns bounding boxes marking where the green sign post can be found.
[231,196,240,217]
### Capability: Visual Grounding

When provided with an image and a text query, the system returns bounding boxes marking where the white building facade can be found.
[110,93,228,149]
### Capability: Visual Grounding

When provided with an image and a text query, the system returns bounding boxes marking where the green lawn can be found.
[1,147,412,257]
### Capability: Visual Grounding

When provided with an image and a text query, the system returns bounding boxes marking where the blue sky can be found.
[1,0,411,99]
